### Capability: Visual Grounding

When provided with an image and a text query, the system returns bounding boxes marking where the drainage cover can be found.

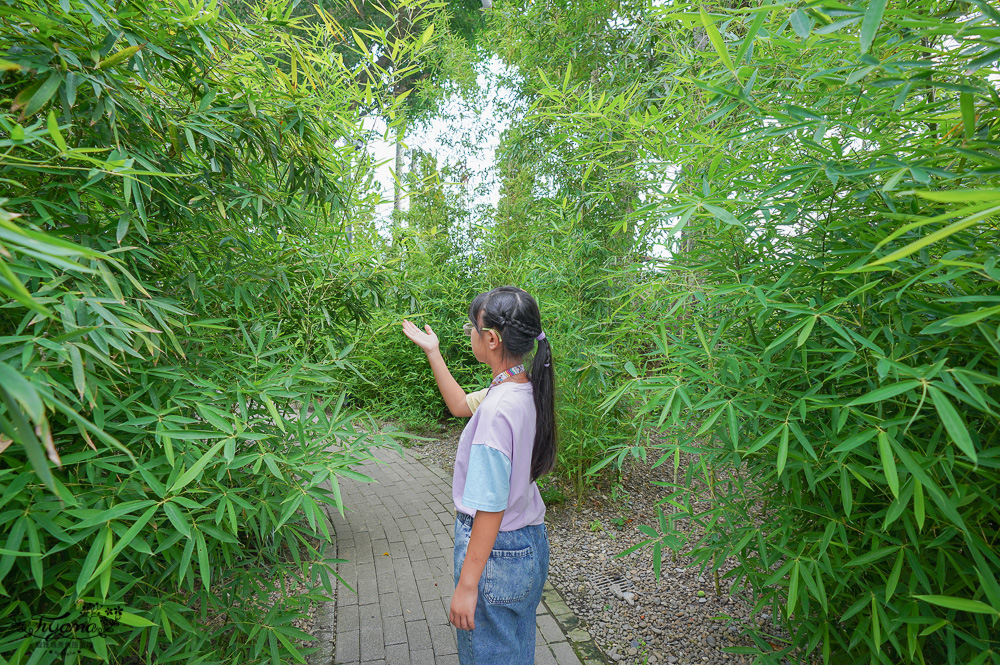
[592,571,635,595]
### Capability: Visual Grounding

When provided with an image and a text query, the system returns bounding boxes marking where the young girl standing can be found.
[401,285,556,663]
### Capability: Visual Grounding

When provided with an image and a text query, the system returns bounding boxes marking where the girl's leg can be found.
[455,520,548,664]
[454,514,474,664]
[519,522,549,662]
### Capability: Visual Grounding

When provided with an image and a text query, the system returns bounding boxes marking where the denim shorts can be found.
[453,512,549,664]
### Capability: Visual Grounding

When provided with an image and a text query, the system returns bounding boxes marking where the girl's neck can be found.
[489,359,530,384]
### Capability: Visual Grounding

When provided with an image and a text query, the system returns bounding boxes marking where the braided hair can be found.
[468,286,556,483]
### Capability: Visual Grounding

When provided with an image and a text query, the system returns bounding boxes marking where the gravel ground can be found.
[408,421,788,665]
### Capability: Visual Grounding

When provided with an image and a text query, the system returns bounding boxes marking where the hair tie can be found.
[543,362,550,367]
[536,331,546,341]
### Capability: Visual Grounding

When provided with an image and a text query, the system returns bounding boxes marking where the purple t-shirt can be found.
[453,381,546,531]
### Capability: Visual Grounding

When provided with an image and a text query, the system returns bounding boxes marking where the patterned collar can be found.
[488,364,525,390]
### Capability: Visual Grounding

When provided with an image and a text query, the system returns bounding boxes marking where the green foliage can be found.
[536,475,566,506]
[477,0,1000,662]
[546,2,1000,663]
[0,0,435,661]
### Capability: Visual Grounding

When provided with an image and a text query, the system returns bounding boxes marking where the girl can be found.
[401,285,556,664]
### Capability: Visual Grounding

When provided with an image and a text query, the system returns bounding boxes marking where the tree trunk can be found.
[392,120,405,246]
[394,126,404,215]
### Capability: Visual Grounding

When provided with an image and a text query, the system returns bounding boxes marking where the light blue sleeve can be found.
[462,444,511,511]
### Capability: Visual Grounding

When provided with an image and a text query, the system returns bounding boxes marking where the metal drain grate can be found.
[592,571,635,595]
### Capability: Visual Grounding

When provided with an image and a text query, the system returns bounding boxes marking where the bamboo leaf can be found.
[914,595,1000,616]
[847,380,921,406]
[734,9,766,66]
[928,386,977,463]
[88,505,158,583]
[878,431,899,498]
[860,0,886,54]
[96,44,144,70]
[776,424,789,476]
[263,393,286,432]
[960,92,975,139]
[47,109,67,152]
[699,6,735,72]
[0,362,44,421]
[163,501,192,538]
[867,205,1000,266]
[790,9,811,39]
[847,546,899,567]
[886,548,905,602]
[23,71,62,117]
[913,478,925,530]
[168,438,229,493]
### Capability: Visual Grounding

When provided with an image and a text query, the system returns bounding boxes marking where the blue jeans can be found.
[453,512,549,664]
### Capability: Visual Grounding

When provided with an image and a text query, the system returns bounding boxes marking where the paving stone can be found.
[409,649,435,665]
[338,604,360,632]
[379,592,402,617]
[385,642,410,665]
[429,621,458,656]
[335,630,360,663]
[384,643,410,665]
[537,612,566,644]
[549,639,584,664]
[359,623,385,663]
[382,614,407,645]
[535,641,559,665]
[404,620,432,652]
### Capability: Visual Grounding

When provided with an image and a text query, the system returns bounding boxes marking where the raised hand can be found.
[402,319,440,354]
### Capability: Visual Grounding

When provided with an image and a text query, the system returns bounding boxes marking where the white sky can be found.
[360,56,517,232]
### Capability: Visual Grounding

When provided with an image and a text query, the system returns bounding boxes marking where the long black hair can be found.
[468,286,556,483]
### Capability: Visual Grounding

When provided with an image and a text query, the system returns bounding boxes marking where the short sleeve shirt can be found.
[453,381,546,531]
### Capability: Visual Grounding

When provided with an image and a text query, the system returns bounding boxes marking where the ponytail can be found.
[528,333,556,482]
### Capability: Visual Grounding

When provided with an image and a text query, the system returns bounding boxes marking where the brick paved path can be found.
[311,445,603,665]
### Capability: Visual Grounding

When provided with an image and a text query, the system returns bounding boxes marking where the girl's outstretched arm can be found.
[402,319,473,417]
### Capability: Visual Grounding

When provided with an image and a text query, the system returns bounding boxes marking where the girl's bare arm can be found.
[424,348,473,417]
[402,319,473,417]
[456,510,503,591]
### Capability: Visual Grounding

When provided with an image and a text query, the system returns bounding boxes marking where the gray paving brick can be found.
[339,604,360,632]
[379,592,402,617]
[393,568,418,596]
[416,576,442,603]
[382,613,407,645]
[356,575,377,601]
[537,611,566,644]
[535,641,559,665]
[549,639,585,664]
[409,649,435,665]
[384,643,410,665]
[411,560,433,580]
[404,620,432,652]
[375,568,397,595]
[399,591,424,621]
[335,630,359,663]
[428,621,458,656]
[421,598,449,627]
[359,621,385,662]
